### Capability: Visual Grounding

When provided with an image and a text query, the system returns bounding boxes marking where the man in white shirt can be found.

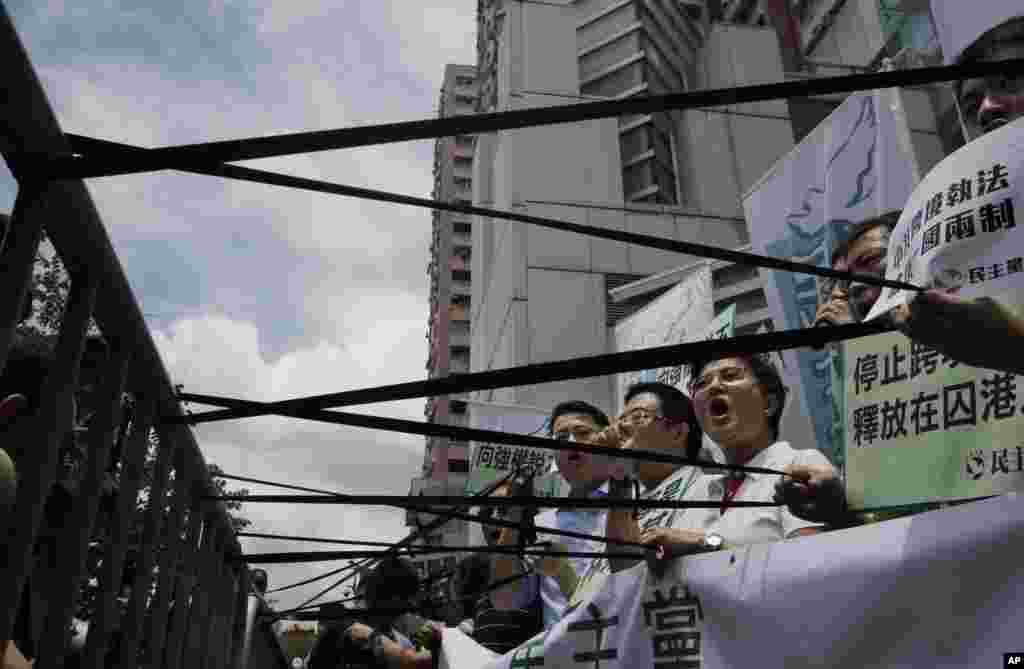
[638,355,831,560]
[488,401,613,631]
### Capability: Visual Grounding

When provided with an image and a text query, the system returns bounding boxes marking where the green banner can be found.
[843,289,1024,508]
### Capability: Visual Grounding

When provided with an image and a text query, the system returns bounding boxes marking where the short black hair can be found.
[687,355,788,441]
[845,211,900,254]
[955,17,1024,98]
[624,382,703,461]
[364,557,420,607]
[547,400,609,435]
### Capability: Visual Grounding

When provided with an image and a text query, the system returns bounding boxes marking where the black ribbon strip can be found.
[213,494,782,511]
[244,547,645,565]
[44,59,1024,179]
[263,562,360,595]
[238,532,414,548]
[278,469,521,610]
[174,320,894,423]
[65,134,917,294]
[194,404,785,477]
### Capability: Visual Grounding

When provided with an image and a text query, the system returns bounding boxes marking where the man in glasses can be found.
[488,400,613,631]
[889,2,1024,376]
[568,382,705,604]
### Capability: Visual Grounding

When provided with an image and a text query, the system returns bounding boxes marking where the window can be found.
[456,75,475,86]
[452,269,471,282]
[450,400,467,414]
[453,222,472,235]
[449,459,470,473]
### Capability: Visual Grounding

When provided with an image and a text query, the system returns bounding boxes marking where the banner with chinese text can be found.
[744,89,920,465]
[612,265,729,409]
[867,118,1024,318]
[441,494,1024,669]
[465,400,564,498]
[844,289,1024,508]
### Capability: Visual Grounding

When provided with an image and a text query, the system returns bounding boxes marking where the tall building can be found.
[407,65,479,552]
[467,0,949,445]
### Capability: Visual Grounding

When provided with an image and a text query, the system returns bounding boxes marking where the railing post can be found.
[144,426,191,669]
[35,345,131,669]
[0,188,46,371]
[118,411,176,669]
[80,396,156,669]
[0,266,96,645]
[218,567,241,669]
[188,518,222,669]
[230,566,251,669]
[162,484,203,669]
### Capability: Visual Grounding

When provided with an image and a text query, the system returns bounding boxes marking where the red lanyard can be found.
[720,475,745,514]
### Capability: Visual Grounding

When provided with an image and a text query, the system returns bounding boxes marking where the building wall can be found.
[468,0,951,447]
[417,64,479,539]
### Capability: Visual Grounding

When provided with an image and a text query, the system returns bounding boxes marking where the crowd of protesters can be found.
[310,7,1024,665]
[4,3,1023,669]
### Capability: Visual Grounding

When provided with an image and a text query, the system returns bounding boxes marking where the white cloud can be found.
[154,311,429,609]
[10,0,478,610]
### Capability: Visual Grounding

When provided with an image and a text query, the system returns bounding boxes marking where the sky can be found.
[2,0,477,610]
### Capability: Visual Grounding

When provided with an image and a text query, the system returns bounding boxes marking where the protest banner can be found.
[464,399,565,498]
[441,494,1024,669]
[744,88,920,465]
[612,264,732,410]
[850,118,1024,507]
[866,118,1024,317]
[843,300,1024,508]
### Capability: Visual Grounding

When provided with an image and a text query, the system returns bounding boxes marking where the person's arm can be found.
[605,478,645,573]
[2,640,33,669]
[346,623,436,669]
[900,290,1024,375]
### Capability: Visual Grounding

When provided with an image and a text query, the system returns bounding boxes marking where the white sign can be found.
[612,265,714,409]
[466,400,562,498]
[867,118,1024,319]
[441,493,1024,669]
[744,89,920,465]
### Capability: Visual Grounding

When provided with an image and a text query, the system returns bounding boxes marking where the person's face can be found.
[846,225,890,321]
[690,358,775,450]
[552,413,610,486]
[616,393,690,482]
[814,254,854,325]
[959,41,1024,140]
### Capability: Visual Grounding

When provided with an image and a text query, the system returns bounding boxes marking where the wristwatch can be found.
[701,532,725,552]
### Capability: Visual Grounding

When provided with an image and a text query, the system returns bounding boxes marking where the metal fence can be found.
[0,4,250,668]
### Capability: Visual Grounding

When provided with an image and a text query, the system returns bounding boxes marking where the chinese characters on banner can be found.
[744,89,920,466]
[465,401,563,498]
[441,493,1024,669]
[867,118,1024,318]
[843,299,1024,509]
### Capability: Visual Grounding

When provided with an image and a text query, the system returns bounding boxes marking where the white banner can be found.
[441,493,1024,669]
[867,117,1024,319]
[612,265,715,410]
[466,400,564,498]
[744,88,920,465]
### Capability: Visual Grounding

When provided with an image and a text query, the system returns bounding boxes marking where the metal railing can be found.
[0,4,249,669]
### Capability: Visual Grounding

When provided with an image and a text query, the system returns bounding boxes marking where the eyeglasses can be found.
[617,408,663,426]
[689,365,749,394]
